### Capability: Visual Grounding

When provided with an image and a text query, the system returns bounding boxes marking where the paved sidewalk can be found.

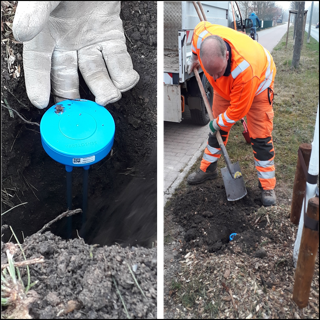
[164,121,209,203]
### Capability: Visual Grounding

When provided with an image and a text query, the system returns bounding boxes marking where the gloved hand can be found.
[187,53,200,74]
[208,118,220,136]
[12,1,140,109]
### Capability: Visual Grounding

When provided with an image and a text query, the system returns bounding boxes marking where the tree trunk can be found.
[292,2,305,68]
[293,2,299,39]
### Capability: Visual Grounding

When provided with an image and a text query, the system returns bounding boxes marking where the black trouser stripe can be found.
[208,130,228,148]
[251,137,274,161]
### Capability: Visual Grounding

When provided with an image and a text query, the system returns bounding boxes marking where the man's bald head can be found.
[199,35,229,81]
[200,35,226,60]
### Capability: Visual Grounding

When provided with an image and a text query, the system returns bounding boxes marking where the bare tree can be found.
[238,1,283,29]
[238,1,252,19]
[292,1,300,39]
[292,2,305,68]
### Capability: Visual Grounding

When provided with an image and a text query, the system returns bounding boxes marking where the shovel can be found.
[193,69,247,201]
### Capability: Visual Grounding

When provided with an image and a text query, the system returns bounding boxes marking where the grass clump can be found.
[1,227,39,319]
[1,251,32,319]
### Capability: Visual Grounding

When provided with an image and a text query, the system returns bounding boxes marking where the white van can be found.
[163,1,251,125]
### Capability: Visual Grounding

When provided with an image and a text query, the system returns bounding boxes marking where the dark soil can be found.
[1,232,157,319]
[2,1,157,318]
[164,175,319,319]
[169,182,268,255]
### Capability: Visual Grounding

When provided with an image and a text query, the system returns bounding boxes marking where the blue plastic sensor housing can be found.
[229,233,237,241]
[40,99,115,167]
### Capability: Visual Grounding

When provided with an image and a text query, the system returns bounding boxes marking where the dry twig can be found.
[36,209,82,234]
[4,86,30,110]
[2,202,28,216]
[10,126,22,151]
[2,101,39,126]
[1,256,44,270]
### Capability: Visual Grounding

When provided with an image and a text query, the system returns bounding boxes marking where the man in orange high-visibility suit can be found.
[187,21,276,206]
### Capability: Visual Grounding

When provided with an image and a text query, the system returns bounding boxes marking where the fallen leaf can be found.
[222,296,232,301]
[224,268,230,279]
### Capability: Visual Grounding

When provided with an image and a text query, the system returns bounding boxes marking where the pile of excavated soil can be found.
[1,232,157,319]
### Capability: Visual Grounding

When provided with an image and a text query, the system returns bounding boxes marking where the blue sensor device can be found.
[40,99,115,238]
[229,233,237,241]
[40,99,115,169]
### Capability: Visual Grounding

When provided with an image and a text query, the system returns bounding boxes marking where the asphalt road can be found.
[258,23,291,52]
[305,23,319,42]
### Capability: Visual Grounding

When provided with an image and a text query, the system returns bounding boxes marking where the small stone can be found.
[255,249,267,259]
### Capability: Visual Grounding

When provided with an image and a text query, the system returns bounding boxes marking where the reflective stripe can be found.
[254,159,274,168]
[223,111,235,124]
[207,144,221,156]
[256,70,273,95]
[217,114,228,128]
[203,153,219,163]
[197,30,209,49]
[256,48,272,95]
[231,60,250,79]
[191,43,196,53]
[257,170,275,179]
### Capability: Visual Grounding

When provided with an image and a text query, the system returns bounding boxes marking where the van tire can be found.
[191,73,213,126]
[190,108,209,125]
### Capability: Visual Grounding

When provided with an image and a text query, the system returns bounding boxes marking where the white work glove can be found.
[187,53,200,74]
[12,1,140,109]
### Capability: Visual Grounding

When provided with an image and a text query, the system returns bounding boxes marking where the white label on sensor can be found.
[72,155,95,164]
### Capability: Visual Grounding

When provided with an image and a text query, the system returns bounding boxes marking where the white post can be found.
[293,103,319,267]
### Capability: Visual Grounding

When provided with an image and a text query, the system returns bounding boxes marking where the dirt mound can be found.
[169,181,269,254]
[1,232,157,319]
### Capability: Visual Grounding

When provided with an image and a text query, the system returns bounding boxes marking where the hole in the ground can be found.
[2,69,157,249]
[170,184,266,254]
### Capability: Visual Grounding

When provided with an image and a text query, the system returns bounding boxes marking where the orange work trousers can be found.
[200,88,276,190]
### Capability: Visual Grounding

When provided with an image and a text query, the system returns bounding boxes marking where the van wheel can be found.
[190,107,209,125]
[191,73,212,126]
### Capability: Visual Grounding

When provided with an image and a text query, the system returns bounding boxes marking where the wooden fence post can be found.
[286,12,290,48]
[293,196,319,308]
[302,11,307,46]
[290,143,312,225]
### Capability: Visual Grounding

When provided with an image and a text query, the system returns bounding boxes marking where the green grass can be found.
[171,280,182,291]
[181,282,197,308]
[204,300,220,318]
[271,27,319,186]
[1,228,39,319]
[164,234,172,244]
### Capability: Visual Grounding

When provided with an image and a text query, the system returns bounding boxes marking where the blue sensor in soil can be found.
[229,233,237,241]
[40,99,115,167]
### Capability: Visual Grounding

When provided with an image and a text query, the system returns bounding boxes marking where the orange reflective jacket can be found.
[191,21,276,131]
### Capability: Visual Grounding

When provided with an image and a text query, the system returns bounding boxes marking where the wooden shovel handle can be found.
[193,69,222,142]
[192,2,203,21]
[194,69,240,178]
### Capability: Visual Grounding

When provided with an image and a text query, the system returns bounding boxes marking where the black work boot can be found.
[258,181,276,206]
[261,189,276,206]
[187,162,218,185]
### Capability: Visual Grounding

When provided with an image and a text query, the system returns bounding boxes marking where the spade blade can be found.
[221,162,247,201]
